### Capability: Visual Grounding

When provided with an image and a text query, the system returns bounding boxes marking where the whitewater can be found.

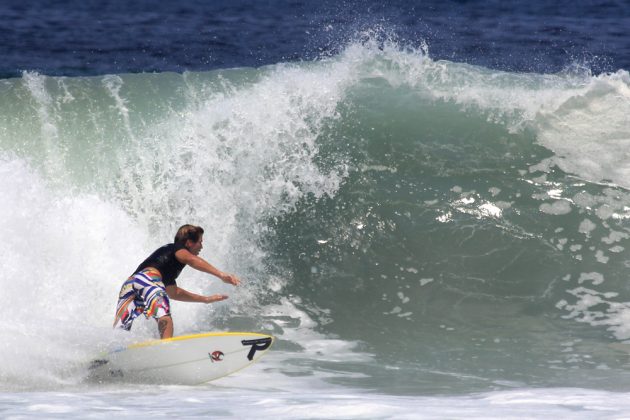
[2,39,630,418]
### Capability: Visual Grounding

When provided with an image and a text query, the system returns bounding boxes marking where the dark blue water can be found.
[2,0,629,78]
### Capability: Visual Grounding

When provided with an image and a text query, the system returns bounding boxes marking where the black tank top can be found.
[134,243,187,286]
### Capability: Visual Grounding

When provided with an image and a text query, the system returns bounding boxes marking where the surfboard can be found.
[88,332,274,385]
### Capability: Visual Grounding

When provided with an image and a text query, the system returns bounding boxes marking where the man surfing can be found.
[113,224,240,339]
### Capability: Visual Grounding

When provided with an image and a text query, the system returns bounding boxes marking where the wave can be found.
[2,37,630,391]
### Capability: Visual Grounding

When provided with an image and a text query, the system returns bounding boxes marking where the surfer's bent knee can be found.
[114,269,172,332]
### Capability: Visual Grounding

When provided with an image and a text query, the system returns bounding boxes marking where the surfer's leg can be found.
[157,315,173,339]
[115,269,171,337]
[114,276,143,330]
[147,291,172,339]
[138,272,173,339]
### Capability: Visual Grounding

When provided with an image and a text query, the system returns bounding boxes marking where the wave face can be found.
[2,40,630,393]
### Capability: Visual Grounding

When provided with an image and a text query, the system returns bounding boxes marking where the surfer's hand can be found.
[205,294,228,303]
[221,273,240,286]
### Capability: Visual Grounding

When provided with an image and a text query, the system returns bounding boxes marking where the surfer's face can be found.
[187,235,203,255]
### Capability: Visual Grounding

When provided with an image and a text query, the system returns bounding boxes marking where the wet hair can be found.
[174,224,205,245]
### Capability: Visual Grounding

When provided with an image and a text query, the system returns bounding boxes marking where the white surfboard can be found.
[88,332,274,385]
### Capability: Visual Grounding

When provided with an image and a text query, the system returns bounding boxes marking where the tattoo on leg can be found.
[158,318,169,338]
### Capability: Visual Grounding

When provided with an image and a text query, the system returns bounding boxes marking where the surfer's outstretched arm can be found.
[165,285,228,303]
[175,249,241,286]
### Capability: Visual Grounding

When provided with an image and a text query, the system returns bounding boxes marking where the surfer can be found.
[113,224,240,339]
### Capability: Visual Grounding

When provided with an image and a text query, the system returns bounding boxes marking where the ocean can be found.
[2,0,630,418]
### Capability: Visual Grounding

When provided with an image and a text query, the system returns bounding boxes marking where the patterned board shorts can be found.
[114,268,171,331]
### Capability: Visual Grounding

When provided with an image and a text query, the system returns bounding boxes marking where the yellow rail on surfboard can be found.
[128,331,272,349]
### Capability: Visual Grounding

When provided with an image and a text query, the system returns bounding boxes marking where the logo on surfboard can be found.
[210,351,224,362]
[241,337,273,361]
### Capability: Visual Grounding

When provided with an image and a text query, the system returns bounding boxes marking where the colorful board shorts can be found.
[114,268,171,331]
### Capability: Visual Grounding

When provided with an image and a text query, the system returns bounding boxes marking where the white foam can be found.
[0,156,148,389]
[540,200,572,215]
[578,218,597,236]
[4,387,630,419]
[577,272,605,286]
